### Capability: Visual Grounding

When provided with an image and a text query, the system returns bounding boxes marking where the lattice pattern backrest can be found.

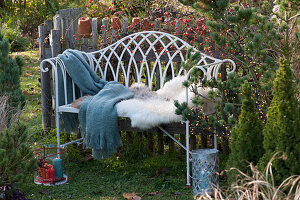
[83,31,221,90]
[40,31,235,105]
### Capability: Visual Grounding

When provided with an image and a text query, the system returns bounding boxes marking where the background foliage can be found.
[0,33,25,109]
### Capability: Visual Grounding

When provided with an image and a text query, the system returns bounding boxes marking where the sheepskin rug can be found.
[116,76,215,129]
[71,76,216,130]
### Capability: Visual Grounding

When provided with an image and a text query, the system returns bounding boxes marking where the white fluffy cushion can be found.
[116,76,216,129]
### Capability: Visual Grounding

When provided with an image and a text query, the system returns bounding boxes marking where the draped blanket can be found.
[58,49,133,159]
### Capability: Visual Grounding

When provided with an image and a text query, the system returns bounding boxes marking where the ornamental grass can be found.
[196,153,300,200]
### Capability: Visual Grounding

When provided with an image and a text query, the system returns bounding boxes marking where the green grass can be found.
[22,153,193,200]
[14,50,44,137]
[14,50,194,200]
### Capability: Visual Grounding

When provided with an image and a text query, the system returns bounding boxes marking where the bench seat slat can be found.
[57,105,186,134]
[118,117,185,134]
[57,104,80,113]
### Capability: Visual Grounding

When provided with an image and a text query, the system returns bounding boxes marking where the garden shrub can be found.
[1,26,31,52]
[259,59,300,184]
[0,122,36,199]
[0,33,25,109]
[226,81,264,183]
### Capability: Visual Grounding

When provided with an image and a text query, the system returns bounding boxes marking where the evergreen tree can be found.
[179,0,299,106]
[0,122,36,190]
[226,81,264,182]
[0,33,25,109]
[177,0,299,153]
[259,59,300,184]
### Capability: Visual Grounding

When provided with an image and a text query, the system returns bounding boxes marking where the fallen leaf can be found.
[123,193,142,200]
[23,91,30,95]
[123,193,136,199]
[38,189,50,195]
[172,191,182,195]
[133,196,141,200]
[146,191,161,196]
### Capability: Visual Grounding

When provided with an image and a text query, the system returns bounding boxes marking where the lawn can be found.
[14,50,194,200]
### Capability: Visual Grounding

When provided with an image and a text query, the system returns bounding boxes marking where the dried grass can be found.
[0,96,9,132]
[0,96,21,132]
[196,153,300,200]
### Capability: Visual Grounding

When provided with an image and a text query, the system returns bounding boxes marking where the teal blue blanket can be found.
[58,49,133,159]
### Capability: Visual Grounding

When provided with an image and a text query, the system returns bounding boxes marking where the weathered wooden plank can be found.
[50,30,61,57]
[45,48,52,59]
[122,18,128,37]
[56,8,71,17]
[92,18,98,49]
[61,18,68,50]
[39,25,52,131]
[102,18,108,47]
[81,38,88,52]
[154,18,160,31]
[53,14,61,31]
[111,29,118,43]
[39,25,46,60]
[68,18,74,49]
[118,118,186,134]
[44,20,53,32]
[69,8,82,34]
[118,118,158,132]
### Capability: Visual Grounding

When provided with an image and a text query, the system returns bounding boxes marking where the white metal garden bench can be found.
[40,31,235,185]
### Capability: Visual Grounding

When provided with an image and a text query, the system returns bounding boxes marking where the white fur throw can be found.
[116,76,215,129]
[71,76,216,130]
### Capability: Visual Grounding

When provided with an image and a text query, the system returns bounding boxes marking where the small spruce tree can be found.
[0,33,25,109]
[259,59,300,184]
[226,81,264,182]
[0,122,36,197]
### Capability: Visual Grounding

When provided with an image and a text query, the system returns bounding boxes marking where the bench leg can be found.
[56,111,61,158]
[186,121,191,186]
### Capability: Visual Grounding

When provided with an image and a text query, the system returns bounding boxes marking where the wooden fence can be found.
[38,8,228,154]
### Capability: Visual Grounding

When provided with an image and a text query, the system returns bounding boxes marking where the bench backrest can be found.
[41,31,235,106]
[82,31,224,89]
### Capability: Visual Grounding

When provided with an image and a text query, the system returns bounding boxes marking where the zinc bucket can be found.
[191,149,219,196]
